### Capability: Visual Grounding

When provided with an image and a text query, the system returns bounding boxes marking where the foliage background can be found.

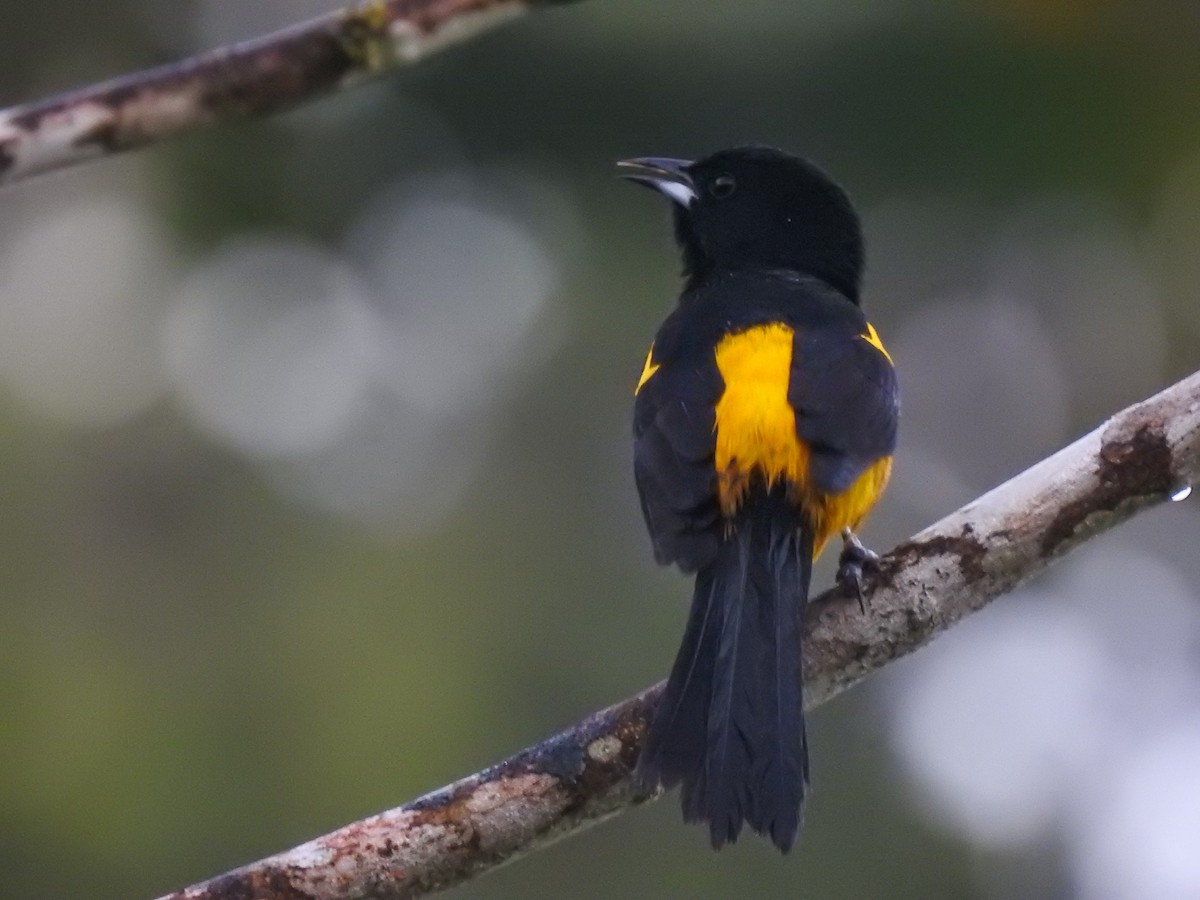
[4,2,1200,898]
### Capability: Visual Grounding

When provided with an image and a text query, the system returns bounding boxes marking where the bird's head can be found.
[618,146,864,302]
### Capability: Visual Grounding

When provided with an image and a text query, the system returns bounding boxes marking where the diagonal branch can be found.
[156,370,1200,900]
[0,0,578,187]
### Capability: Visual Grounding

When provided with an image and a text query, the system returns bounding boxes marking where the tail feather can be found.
[749,514,811,850]
[638,565,722,795]
[638,492,812,853]
[703,527,756,846]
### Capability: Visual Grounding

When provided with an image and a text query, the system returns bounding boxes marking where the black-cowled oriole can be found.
[619,147,899,853]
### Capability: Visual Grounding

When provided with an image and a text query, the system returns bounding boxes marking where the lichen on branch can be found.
[0,0,578,186]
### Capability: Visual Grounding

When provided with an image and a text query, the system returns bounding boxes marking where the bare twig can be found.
[155,371,1200,899]
[0,0,577,187]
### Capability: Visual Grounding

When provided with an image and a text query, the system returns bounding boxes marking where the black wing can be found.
[633,355,723,573]
[789,326,899,495]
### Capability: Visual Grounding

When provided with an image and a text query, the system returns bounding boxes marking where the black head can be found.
[619,146,864,302]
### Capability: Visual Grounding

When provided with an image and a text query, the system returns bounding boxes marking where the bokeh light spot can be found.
[164,237,377,458]
[0,194,173,426]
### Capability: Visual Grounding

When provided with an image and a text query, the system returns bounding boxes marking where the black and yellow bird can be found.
[619,147,899,853]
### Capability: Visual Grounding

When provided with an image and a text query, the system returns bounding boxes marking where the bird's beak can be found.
[617,157,697,207]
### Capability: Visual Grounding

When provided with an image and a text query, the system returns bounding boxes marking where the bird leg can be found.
[836,526,881,614]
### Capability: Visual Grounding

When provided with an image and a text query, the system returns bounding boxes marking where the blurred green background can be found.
[5,1,1200,898]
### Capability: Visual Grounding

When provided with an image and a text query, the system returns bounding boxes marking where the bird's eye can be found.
[710,175,736,198]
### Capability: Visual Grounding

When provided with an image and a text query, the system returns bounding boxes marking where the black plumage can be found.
[621,147,899,853]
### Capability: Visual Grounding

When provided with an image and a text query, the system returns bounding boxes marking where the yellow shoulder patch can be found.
[860,322,894,365]
[635,344,661,395]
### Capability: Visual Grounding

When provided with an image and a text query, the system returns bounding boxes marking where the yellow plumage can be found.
[713,323,891,556]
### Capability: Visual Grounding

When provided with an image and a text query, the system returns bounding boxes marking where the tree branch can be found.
[154,370,1200,899]
[0,0,577,187]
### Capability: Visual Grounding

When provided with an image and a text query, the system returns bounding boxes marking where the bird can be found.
[619,146,899,853]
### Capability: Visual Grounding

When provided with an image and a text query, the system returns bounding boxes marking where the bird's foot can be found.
[836,527,881,614]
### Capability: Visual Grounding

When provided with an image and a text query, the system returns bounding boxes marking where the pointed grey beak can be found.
[617,156,697,207]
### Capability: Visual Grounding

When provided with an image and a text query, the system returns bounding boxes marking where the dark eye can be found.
[710,175,736,198]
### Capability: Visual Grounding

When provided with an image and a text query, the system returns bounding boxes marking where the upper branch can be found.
[156,371,1200,898]
[0,0,576,187]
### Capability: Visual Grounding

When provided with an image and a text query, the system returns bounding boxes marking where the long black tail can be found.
[637,493,812,852]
